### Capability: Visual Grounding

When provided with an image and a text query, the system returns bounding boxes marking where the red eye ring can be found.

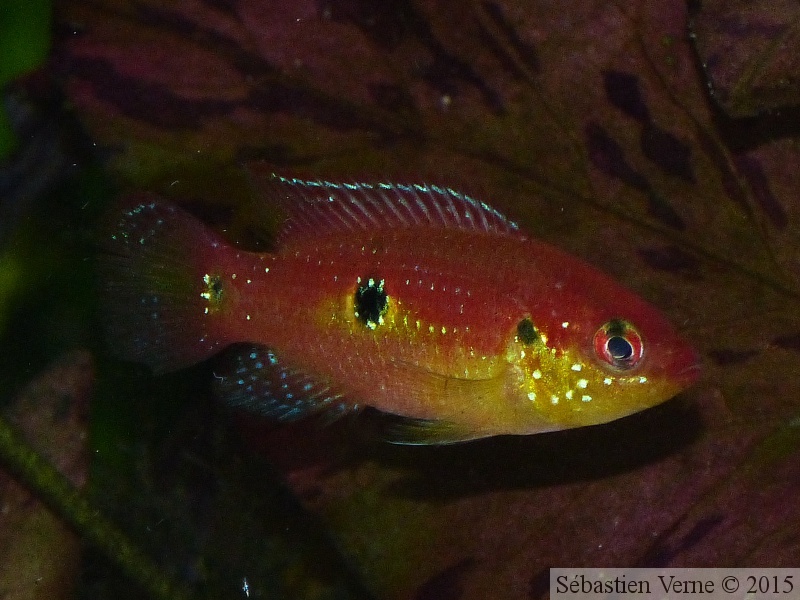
[593,320,644,370]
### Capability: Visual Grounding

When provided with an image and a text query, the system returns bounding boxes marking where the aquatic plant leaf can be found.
[690,0,800,119]
[0,351,92,600]
[51,0,800,598]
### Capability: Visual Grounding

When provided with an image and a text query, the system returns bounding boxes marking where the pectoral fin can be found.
[382,416,488,445]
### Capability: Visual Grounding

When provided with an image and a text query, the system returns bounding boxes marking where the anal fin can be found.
[214,344,349,422]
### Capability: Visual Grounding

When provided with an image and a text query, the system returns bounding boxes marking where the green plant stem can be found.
[0,414,195,600]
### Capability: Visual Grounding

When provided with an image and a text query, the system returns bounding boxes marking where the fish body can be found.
[101,175,699,443]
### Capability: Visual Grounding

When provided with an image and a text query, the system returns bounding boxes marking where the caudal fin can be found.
[99,196,232,373]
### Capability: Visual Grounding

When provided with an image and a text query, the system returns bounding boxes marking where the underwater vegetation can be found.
[2,0,800,598]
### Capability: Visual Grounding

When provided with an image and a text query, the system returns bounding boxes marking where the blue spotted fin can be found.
[214,344,351,422]
[248,168,525,249]
[99,198,230,373]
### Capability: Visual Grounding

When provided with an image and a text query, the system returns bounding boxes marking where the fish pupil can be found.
[355,277,388,330]
[607,335,633,360]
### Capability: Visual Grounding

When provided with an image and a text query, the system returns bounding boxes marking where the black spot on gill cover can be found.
[517,318,539,345]
[603,70,650,121]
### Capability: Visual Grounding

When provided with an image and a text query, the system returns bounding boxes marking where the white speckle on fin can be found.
[252,171,525,248]
[214,344,349,421]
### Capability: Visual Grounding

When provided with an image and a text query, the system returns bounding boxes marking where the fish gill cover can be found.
[38,0,800,597]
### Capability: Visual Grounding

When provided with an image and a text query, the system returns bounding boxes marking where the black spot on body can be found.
[355,277,388,329]
[517,318,539,345]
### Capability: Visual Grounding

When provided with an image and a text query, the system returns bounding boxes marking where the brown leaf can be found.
[690,0,800,118]
[52,0,800,597]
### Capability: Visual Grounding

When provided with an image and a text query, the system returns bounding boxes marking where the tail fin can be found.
[99,196,232,373]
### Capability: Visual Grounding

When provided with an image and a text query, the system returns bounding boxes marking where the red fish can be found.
[100,173,699,443]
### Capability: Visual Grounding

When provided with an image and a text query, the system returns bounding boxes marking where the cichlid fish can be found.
[100,173,699,443]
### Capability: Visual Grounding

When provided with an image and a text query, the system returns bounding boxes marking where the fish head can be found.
[503,293,700,433]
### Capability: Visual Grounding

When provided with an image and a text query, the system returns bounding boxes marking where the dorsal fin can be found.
[252,172,524,247]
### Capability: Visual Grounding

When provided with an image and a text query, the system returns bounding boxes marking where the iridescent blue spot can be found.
[255,362,263,369]
[249,352,257,360]
[237,379,244,385]
[286,393,293,400]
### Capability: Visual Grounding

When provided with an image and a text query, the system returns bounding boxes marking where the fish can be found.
[99,172,700,444]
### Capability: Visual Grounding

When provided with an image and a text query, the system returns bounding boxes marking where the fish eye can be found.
[593,319,643,370]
